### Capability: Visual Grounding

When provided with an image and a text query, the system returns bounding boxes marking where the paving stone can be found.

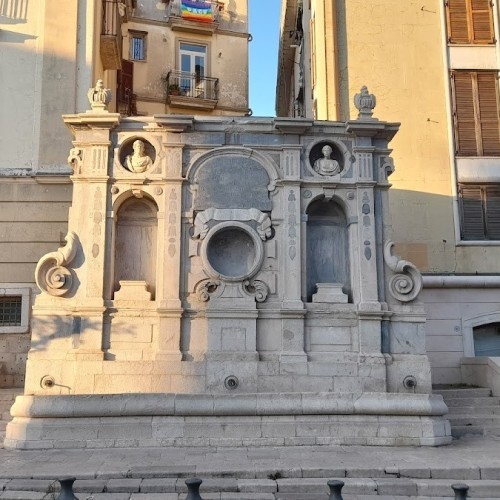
[4,480,54,492]
[374,478,418,496]
[73,480,107,493]
[139,479,176,493]
[301,467,346,478]
[127,467,195,479]
[105,479,142,493]
[85,494,131,500]
[430,466,481,480]
[0,492,45,500]
[221,495,274,500]
[175,478,238,493]
[275,478,327,493]
[236,479,277,493]
[130,495,178,500]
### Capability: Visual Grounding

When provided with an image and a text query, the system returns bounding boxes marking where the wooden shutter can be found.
[485,187,500,239]
[476,72,500,155]
[447,0,470,43]
[453,72,478,155]
[470,0,495,43]
[446,0,494,44]
[460,185,485,239]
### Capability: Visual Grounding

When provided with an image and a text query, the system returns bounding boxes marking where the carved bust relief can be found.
[123,139,154,173]
[308,141,344,177]
[313,145,341,176]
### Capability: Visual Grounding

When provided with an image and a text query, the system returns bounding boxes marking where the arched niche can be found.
[114,197,158,298]
[306,198,350,302]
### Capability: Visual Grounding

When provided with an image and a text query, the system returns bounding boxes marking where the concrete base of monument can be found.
[4,392,452,449]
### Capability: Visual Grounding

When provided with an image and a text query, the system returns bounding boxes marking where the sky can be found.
[248,0,281,117]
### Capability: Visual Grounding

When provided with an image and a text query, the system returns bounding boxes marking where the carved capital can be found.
[383,241,422,303]
[35,232,78,297]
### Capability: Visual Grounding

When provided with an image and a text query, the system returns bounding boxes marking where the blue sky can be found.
[248,0,281,117]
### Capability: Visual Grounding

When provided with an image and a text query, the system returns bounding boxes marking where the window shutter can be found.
[485,187,500,239]
[453,72,479,155]
[447,0,471,43]
[470,0,495,43]
[460,186,485,239]
[476,72,500,155]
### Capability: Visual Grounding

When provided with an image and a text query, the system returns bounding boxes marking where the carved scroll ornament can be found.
[193,208,272,241]
[383,241,422,303]
[35,232,78,297]
[195,279,222,302]
[243,280,269,303]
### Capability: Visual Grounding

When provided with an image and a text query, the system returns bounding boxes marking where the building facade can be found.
[0,0,249,388]
[277,0,500,385]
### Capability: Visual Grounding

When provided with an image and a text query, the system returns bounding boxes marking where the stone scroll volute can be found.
[383,241,422,303]
[35,232,78,297]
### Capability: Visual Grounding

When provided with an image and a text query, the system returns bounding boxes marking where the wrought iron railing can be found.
[166,0,221,23]
[166,70,219,101]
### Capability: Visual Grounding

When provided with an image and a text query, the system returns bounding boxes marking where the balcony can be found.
[100,0,135,70]
[165,70,219,111]
[165,0,221,35]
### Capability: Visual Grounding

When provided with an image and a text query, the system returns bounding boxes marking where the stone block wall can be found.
[0,179,71,388]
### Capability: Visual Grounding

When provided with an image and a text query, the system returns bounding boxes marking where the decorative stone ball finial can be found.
[354,85,377,120]
[87,79,112,112]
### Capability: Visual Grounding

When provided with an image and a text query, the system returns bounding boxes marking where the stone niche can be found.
[5,90,451,450]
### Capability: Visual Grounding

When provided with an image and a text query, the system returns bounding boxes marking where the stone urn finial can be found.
[87,79,112,112]
[354,85,376,120]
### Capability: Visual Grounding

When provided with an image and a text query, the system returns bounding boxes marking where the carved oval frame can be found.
[200,221,265,283]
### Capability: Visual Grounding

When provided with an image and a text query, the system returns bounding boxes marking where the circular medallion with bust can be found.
[124,140,154,173]
[313,144,341,176]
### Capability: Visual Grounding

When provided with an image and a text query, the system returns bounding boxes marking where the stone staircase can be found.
[434,386,500,439]
[0,389,21,447]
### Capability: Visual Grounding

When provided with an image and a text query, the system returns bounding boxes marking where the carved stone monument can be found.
[5,86,451,449]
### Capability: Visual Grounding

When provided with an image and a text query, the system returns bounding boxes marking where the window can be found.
[129,31,147,61]
[0,296,22,327]
[446,0,495,44]
[0,287,30,333]
[451,71,500,156]
[179,42,207,96]
[459,184,500,240]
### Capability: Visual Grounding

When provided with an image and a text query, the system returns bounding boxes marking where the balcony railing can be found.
[166,70,219,102]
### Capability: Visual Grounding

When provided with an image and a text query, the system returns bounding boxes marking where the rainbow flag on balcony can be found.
[181,0,213,23]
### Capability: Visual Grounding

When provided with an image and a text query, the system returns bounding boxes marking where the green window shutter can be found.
[460,185,486,239]
[485,187,500,239]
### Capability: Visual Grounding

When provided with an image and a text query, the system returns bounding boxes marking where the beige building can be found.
[0,0,249,388]
[277,0,500,384]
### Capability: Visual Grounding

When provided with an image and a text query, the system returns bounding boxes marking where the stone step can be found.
[0,477,499,498]
[448,416,500,426]
[444,397,500,407]
[452,425,500,438]
[447,406,500,415]
[434,388,492,399]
